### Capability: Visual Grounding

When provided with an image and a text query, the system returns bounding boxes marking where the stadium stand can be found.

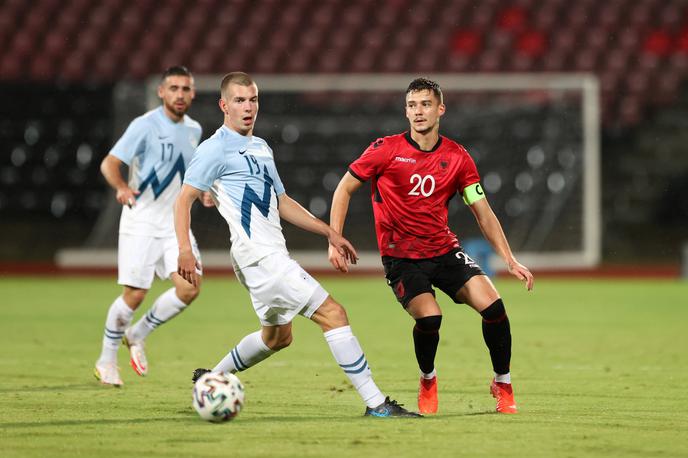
[1,0,687,126]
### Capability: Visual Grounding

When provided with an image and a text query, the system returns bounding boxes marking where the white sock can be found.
[98,296,134,363]
[324,326,386,408]
[127,288,187,342]
[212,331,275,373]
[495,372,511,384]
[421,369,437,380]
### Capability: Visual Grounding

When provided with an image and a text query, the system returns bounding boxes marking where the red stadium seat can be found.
[477,50,503,72]
[282,50,313,73]
[643,30,673,56]
[349,49,377,73]
[574,50,600,72]
[451,30,483,56]
[496,6,527,32]
[515,31,547,58]
[603,50,630,73]
[541,52,567,72]
[60,52,89,82]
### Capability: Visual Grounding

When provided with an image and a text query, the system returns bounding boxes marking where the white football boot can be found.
[122,329,148,376]
[94,361,123,387]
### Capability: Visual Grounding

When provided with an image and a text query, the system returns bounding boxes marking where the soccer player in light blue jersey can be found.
[95,66,212,386]
[175,72,420,417]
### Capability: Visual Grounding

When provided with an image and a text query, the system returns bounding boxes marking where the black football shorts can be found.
[382,247,486,308]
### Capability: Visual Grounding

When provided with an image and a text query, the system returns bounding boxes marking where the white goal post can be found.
[56,73,600,272]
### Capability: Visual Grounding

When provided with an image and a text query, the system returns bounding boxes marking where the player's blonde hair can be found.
[220,72,255,98]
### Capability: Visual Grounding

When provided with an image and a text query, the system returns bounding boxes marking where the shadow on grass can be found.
[0,410,497,430]
[0,416,194,429]
[0,383,104,393]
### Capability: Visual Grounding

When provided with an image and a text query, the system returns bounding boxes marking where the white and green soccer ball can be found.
[192,372,245,422]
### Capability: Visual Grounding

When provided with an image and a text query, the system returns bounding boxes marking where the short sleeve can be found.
[183,143,224,192]
[271,166,285,196]
[110,118,148,165]
[192,122,203,145]
[457,149,481,193]
[348,138,389,182]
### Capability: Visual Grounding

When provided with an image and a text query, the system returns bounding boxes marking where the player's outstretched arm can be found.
[328,172,364,272]
[468,198,534,291]
[100,154,140,208]
[278,193,358,271]
[175,184,203,287]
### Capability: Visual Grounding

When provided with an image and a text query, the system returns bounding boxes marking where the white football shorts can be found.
[118,232,201,289]
[234,252,329,326]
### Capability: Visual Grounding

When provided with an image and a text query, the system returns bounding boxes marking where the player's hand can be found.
[328,245,350,273]
[178,249,201,287]
[200,192,215,208]
[327,230,358,272]
[508,259,534,291]
[115,186,140,208]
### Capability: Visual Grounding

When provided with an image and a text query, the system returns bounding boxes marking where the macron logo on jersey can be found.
[395,156,416,164]
[240,165,274,237]
[138,155,185,199]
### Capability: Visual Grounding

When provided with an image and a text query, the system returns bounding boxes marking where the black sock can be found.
[480,299,511,376]
[413,315,442,375]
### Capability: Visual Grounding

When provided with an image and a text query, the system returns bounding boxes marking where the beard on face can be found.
[165,99,188,117]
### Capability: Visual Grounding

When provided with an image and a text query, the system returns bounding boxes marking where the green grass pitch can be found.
[1,275,687,457]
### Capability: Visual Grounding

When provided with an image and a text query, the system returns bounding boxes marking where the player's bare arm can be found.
[328,172,364,272]
[468,198,534,290]
[278,193,358,271]
[100,154,140,207]
[174,184,203,287]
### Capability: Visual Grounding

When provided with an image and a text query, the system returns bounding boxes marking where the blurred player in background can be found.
[176,72,420,417]
[95,66,212,386]
[329,78,534,414]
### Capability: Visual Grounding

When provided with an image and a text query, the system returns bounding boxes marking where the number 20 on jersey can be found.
[408,174,435,197]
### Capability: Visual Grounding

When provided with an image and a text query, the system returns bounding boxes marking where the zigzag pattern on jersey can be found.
[138,155,186,199]
[241,165,274,237]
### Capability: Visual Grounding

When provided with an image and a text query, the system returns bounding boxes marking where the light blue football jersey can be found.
[184,125,287,269]
[110,106,202,237]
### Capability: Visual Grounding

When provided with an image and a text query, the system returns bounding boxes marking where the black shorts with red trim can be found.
[381,247,486,308]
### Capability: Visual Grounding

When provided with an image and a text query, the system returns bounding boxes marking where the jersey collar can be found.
[156,106,184,126]
[404,131,442,153]
[220,125,253,139]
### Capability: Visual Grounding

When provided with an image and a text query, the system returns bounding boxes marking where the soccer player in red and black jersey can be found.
[329,78,534,415]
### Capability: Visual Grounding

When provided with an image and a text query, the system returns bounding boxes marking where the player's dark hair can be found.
[220,72,255,97]
[406,78,443,104]
[161,65,193,81]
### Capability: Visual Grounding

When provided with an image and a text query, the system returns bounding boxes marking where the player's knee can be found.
[123,288,146,308]
[322,299,349,327]
[480,298,507,322]
[176,283,200,304]
[414,315,442,333]
[266,333,292,351]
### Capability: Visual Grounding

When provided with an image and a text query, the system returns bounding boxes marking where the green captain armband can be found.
[462,182,486,205]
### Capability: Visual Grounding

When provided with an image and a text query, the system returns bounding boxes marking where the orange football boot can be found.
[490,379,518,414]
[418,376,438,414]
